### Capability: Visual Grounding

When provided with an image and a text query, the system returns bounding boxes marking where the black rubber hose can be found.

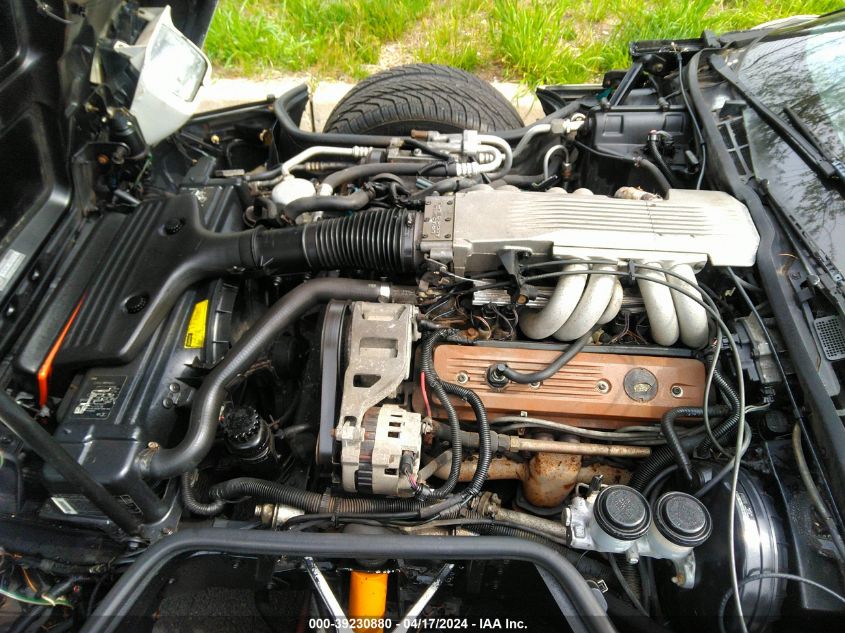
[659,406,727,484]
[633,157,671,197]
[441,381,491,497]
[409,177,478,201]
[252,196,281,225]
[419,330,463,499]
[628,406,739,492]
[181,471,226,517]
[489,330,592,385]
[248,208,421,274]
[140,279,407,479]
[647,138,679,188]
[208,478,421,513]
[695,370,742,455]
[573,140,670,197]
[0,392,142,536]
[403,138,452,160]
[322,162,448,193]
[282,189,374,220]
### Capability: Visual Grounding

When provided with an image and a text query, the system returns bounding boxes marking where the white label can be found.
[0,249,25,292]
[51,496,79,515]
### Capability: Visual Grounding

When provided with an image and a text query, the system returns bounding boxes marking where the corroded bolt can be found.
[596,380,611,394]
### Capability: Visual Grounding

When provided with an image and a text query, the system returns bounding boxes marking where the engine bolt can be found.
[671,385,684,398]
[456,372,469,384]
[596,379,611,394]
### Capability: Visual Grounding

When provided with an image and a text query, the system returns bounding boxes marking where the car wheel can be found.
[324,64,524,135]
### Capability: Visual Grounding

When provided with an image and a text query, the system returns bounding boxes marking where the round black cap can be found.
[594,485,651,541]
[653,491,712,547]
[221,407,262,445]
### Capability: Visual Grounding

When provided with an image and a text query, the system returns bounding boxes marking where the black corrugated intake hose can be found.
[181,471,226,517]
[247,208,421,274]
[418,330,463,499]
[140,279,410,480]
[441,381,491,497]
[282,189,374,220]
[208,478,422,513]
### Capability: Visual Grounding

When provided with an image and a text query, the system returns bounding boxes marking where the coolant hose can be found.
[282,189,374,220]
[320,162,446,194]
[140,279,411,479]
[247,208,421,274]
[209,478,422,513]
[419,330,463,498]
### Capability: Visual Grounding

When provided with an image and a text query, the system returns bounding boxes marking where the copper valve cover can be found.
[416,345,705,429]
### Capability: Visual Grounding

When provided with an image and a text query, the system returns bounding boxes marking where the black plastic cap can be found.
[653,491,712,547]
[594,485,651,541]
[221,407,263,449]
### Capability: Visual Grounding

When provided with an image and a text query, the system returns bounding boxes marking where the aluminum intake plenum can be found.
[419,188,760,274]
[419,188,758,346]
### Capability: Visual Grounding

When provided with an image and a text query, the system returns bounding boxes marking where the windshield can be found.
[736,13,845,271]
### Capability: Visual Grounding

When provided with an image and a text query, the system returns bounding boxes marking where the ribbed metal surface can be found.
[447,189,760,269]
[310,209,409,272]
[506,196,732,236]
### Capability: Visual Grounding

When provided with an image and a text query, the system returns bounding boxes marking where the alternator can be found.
[334,302,422,496]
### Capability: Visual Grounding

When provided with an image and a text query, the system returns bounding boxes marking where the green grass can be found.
[205,0,844,84]
[205,0,429,77]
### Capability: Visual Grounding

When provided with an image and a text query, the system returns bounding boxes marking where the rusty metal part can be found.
[431,454,630,507]
[415,345,705,428]
[500,435,651,457]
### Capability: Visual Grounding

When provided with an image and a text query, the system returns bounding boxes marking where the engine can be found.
[7,63,839,632]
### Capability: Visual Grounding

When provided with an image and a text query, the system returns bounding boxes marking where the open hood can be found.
[0,0,216,315]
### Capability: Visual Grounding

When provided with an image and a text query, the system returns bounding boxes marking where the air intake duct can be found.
[248,208,421,273]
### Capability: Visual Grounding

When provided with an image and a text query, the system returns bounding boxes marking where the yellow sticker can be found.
[184,300,208,349]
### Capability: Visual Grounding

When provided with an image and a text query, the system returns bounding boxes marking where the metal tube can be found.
[504,436,651,458]
[80,529,616,633]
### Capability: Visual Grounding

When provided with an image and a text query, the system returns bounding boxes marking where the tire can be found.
[324,64,524,136]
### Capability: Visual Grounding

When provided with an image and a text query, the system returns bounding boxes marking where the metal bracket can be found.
[391,564,454,633]
[303,557,355,633]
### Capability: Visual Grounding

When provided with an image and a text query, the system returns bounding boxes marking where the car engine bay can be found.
[2,4,845,633]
